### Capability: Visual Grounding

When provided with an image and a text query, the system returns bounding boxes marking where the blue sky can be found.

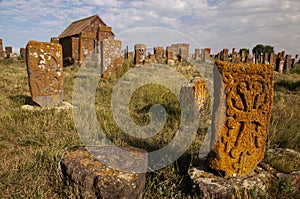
[0,0,299,55]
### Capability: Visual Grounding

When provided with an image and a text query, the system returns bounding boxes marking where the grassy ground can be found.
[0,59,299,198]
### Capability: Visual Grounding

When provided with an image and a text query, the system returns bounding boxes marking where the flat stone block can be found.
[60,147,147,199]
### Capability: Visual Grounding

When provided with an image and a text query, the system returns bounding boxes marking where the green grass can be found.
[0,58,299,198]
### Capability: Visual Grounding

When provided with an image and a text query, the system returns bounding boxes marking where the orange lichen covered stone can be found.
[207,60,274,178]
[181,77,210,112]
[26,40,63,107]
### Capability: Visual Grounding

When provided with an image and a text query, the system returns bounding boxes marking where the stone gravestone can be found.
[284,54,292,74]
[5,46,12,58]
[0,38,3,58]
[134,44,146,65]
[203,48,211,63]
[207,60,274,178]
[195,48,201,60]
[153,46,165,63]
[26,40,63,107]
[292,54,299,68]
[101,39,123,78]
[20,48,26,58]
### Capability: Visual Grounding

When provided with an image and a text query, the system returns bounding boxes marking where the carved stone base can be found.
[21,102,73,111]
[189,157,300,199]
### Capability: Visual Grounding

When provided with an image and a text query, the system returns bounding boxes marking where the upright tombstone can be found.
[231,48,238,63]
[203,48,211,62]
[153,46,165,63]
[217,53,221,61]
[176,43,190,61]
[167,45,177,63]
[220,49,229,62]
[195,48,201,60]
[284,54,292,74]
[26,40,63,107]
[240,49,247,62]
[0,38,3,58]
[293,54,299,68]
[276,52,285,74]
[20,48,26,58]
[269,53,277,67]
[101,39,123,78]
[134,44,146,65]
[5,46,12,57]
[207,60,274,178]
[264,53,269,65]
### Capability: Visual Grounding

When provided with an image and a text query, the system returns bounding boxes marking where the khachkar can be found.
[207,60,274,178]
[26,40,63,107]
[134,44,146,65]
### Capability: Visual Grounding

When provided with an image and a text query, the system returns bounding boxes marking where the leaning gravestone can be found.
[26,40,63,107]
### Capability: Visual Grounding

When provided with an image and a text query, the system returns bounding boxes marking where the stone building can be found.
[58,15,115,63]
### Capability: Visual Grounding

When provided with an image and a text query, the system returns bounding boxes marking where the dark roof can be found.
[58,15,112,38]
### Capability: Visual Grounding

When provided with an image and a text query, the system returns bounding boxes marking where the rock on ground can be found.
[60,147,147,199]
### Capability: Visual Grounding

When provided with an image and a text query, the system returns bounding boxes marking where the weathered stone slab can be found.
[5,46,12,57]
[284,54,292,74]
[134,44,146,65]
[207,60,274,178]
[181,77,210,112]
[220,48,229,62]
[0,38,3,58]
[180,77,211,158]
[174,43,190,61]
[26,40,63,107]
[203,48,211,63]
[167,45,177,64]
[60,147,147,199]
[195,48,201,60]
[20,47,26,58]
[101,39,123,78]
[154,46,165,63]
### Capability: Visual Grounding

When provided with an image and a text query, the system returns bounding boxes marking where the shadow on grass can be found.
[9,95,40,106]
[275,80,300,92]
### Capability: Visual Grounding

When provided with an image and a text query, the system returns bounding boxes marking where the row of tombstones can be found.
[216,48,299,74]
[129,43,192,65]
[129,44,213,65]
[0,38,26,59]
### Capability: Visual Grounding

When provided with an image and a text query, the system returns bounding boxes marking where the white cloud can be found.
[0,0,299,55]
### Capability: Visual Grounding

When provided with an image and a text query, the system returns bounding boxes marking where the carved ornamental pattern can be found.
[207,60,274,178]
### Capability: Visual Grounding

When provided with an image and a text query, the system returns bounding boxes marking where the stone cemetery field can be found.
[0,58,300,198]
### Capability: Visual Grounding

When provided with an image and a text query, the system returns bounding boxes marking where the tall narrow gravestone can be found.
[134,44,146,65]
[26,40,63,107]
[207,60,274,178]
